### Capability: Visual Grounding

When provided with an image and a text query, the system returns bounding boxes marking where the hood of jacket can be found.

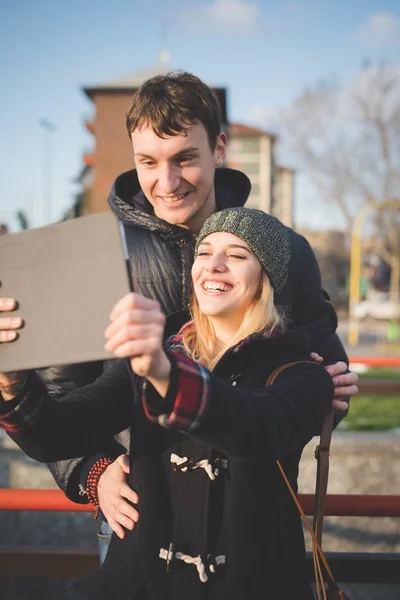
[107,167,251,235]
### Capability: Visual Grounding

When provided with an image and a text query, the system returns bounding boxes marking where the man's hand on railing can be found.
[97,454,139,539]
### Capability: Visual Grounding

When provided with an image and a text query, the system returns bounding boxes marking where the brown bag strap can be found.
[265,361,307,386]
[266,362,333,543]
[266,362,340,597]
[314,410,334,545]
[275,460,339,587]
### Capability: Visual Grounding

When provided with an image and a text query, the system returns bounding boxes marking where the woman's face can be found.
[192,232,262,321]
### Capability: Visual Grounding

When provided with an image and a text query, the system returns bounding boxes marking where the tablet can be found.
[0,213,133,372]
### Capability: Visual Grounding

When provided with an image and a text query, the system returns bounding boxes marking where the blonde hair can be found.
[181,271,281,370]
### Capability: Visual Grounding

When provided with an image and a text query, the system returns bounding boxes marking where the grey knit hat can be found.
[195,208,291,294]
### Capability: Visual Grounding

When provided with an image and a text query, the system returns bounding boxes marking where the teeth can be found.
[163,192,187,203]
[203,282,232,292]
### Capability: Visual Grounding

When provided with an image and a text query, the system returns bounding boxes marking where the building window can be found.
[242,138,260,152]
[240,162,260,175]
[230,137,260,153]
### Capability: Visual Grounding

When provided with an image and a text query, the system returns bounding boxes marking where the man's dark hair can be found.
[126,71,221,150]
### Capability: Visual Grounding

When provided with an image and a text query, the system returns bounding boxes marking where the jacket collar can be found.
[164,314,312,360]
[108,167,251,235]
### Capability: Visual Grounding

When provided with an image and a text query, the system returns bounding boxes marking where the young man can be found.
[0,71,357,560]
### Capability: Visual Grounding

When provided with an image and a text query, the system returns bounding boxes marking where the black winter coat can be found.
[42,167,347,501]
[4,328,334,600]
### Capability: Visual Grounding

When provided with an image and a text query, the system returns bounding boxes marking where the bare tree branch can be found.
[282,63,400,296]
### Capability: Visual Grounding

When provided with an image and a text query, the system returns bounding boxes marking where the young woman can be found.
[0,208,335,600]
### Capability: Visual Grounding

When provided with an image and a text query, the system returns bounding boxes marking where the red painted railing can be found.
[1,489,400,517]
[0,489,94,512]
[349,356,400,367]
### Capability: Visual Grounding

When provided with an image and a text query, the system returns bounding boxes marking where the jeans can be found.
[97,520,113,565]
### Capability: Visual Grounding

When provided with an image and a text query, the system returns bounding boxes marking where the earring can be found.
[216,160,221,167]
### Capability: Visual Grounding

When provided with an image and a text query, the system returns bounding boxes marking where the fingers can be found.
[326,367,358,398]
[325,362,348,377]
[310,352,323,363]
[332,399,350,411]
[106,498,140,539]
[105,308,165,339]
[0,298,17,312]
[334,384,359,398]
[97,459,139,539]
[106,516,126,540]
[0,301,23,342]
[331,370,359,399]
[105,322,163,353]
[0,317,23,339]
[338,371,359,385]
[332,373,358,386]
[131,355,153,377]
[102,492,140,539]
[116,453,130,474]
[108,337,162,359]
[118,482,139,506]
[110,293,161,322]
[98,467,139,506]
[0,330,19,343]
[108,498,139,530]
[0,317,22,329]
[105,294,165,358]
[115,491,140,520]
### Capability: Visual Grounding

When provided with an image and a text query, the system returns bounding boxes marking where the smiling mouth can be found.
[202,282,233,293]
[160,191,191,204]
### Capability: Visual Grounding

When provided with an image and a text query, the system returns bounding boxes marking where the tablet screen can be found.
[0,213,132,372]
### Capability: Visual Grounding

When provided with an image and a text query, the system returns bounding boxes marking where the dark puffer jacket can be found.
[42,168,347,502]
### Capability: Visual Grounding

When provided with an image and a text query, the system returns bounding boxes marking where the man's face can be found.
[132,123,226,234]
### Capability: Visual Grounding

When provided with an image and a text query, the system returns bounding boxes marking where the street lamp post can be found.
[38,118,56,225]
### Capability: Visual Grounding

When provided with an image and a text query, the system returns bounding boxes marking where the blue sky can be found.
[1,0,400,231]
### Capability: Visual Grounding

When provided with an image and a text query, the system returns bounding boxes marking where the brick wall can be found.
[88,93,135,213]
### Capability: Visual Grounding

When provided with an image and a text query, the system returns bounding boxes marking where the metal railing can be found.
[1,490,400,582]
[349,356,400,367]
[2,489,400,517]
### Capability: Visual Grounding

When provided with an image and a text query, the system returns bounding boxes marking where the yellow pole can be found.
[348,232,362,346]
[348,202,378,346]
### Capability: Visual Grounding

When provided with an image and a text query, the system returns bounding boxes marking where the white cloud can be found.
[355,12,400,45]
[180,0,262,35]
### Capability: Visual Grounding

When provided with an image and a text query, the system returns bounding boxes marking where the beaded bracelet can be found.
[0,374,27,396]
[85,457,114,520]
[0,377,21,390]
